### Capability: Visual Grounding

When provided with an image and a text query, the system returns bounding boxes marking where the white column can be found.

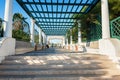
[66,35,68,46]
[62,37,65,46]
[44,34,46,45]
[30,18,35,45]
[45,35,47,44]
[65,34,68,49]
[39,28,42,45]
[44,33,47,45]
[66,38,68,45]
[77,20,82,44]
[101,0,110,39]
[70,29,72,45]
[41,32,43,45]
[46,36,49,44]
[4,0,13,37]
[99,0,119,62]
[42,32,45,45]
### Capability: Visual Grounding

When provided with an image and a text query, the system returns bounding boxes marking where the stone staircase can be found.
[0,52,120,80]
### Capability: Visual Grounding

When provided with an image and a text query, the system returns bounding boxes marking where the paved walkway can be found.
[0,47,120,80]
[15,47,72,56]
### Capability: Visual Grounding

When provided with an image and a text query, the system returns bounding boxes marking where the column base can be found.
[99,38,120,62]
[0,37,15,63]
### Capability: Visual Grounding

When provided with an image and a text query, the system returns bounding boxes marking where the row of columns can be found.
[3,0,46,46]
[66,0,110,45]
[3,0,110,48]
[65,20,81,46]
[30,18,47,46]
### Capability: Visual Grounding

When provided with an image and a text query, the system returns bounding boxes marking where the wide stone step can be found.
[0,64,107,71]
[0,70,107,77]
[0,76,117,80]
[3,56,111,61]
[1,60,112,65]
[5,54,109,60]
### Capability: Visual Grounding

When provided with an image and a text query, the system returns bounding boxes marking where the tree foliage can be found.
[109,0,120,20]
[12,13,30,42]
[12,30,30,41]
[67,0,120,43]
[0,18,3,37]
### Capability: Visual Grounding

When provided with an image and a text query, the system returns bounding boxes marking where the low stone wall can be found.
[89,41,99,49]
[15,41,43,54]
[0,37,15,62]
[15,41,34,54]
[16,41,33,49]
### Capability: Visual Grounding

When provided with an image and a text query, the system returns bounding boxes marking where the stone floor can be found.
[0,47,120,80]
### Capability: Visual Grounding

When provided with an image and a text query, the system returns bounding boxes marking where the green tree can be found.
[13,13,30,33]
[12,13,30,41]
[67,0,120,42]
[109,0,120,20]
[0,18,4,37]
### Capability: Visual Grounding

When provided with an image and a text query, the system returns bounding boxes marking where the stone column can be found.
[62,37,65,47]
[45,35,47,45]
[30,18,35,46]
[46,35,48,45]
[70,29,73,51]
[99,0,119,62]
[42,32,46,45]
[4,0,13,37]
[77,20,82,45]
[70,29,72,45]
[39,28,42,45]
[3,0,15,55]
[66,36,69,49]
[66,34,68,46]
[101,0,110,38]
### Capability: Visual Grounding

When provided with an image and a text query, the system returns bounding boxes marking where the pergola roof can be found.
[16,0,100,35]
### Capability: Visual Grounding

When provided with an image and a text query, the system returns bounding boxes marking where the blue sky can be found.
[0,0,93,33]
[0,0,39,32]
[0,0,5,19]
[0,0,29,20]
[0,0,62,43]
